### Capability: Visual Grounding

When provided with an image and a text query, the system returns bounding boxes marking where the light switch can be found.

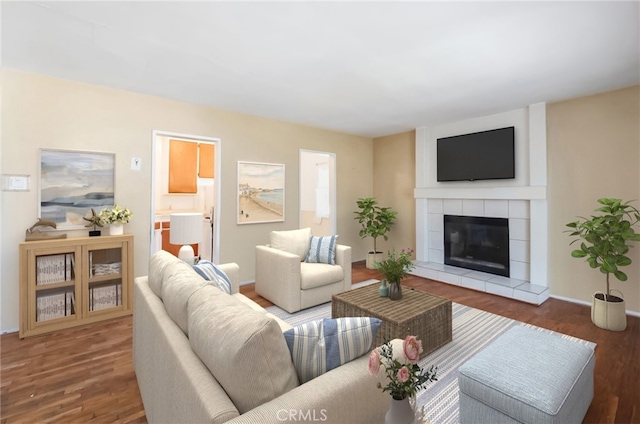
[131,158,142,171]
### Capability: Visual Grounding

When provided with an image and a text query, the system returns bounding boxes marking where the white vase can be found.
[110,223,124,236]
[385,397,415,424]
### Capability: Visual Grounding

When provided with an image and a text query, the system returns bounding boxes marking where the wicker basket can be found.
[591,290,626,331]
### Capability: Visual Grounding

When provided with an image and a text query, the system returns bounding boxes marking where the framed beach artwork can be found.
[39,149,115,230]
[237,161,285,224]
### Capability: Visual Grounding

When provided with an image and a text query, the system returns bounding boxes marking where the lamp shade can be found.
[170,213,203,245]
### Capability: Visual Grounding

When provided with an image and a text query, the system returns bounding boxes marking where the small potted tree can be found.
[566,198,640,331]
[354,197,397,269]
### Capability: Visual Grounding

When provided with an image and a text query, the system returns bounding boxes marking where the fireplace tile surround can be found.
[411,198,549,305]
[411,262,549,305]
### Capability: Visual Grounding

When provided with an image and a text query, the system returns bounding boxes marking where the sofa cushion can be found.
[283,317,382,384]
[270,227,312,261]
[300,262,344,290]
[232,293,292,332]
[191,260,231,294]
[148,250,179,299]
[161,261,209,335]
[305,235,338,265]
[188,285,299,414]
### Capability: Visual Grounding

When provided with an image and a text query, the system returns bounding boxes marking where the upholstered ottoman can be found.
[458,325,596,424]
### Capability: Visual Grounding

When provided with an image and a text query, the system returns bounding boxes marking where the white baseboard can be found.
[2,327,19,335]
[549,294,640,317]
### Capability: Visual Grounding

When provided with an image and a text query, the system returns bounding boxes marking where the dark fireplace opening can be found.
[444,215,510,277]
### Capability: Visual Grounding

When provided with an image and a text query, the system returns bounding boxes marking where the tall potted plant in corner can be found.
[354,197,397,269]
[566,198,640,331]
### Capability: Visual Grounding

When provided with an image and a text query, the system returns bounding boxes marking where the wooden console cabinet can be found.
[19,234,134,338]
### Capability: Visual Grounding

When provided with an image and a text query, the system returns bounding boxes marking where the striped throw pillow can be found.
[305,235,338,264]
[283,317,382,383]
[191,260,231,294]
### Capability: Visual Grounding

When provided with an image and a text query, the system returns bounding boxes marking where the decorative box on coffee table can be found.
[331,284,452,357]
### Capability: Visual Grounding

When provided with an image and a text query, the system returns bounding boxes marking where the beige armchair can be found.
[255,228,352,313]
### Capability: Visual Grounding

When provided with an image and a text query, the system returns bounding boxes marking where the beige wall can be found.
[0,69,374,332]
[373,130,416,257]
[4,67,637,333]
[547,86,640,313]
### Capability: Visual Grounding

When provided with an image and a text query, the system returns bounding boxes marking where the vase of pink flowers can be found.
[368,336,438,424]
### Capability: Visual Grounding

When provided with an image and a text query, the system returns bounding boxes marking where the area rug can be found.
[266,296,596,424]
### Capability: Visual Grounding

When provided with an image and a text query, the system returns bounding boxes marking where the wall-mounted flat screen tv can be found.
[437,126,515,182]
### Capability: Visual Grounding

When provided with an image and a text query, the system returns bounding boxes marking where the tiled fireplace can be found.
[412,105,550,305]
[413,198,549,304]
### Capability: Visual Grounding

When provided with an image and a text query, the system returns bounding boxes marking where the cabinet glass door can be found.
[32,250,77,324]
[86,246,124,314]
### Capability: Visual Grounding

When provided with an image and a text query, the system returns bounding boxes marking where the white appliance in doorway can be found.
[200,208,215,262]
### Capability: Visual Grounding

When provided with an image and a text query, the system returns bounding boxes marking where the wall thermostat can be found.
[2,174,30,191]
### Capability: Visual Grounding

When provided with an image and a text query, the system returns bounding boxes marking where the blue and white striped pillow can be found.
[305,235,338,264]
[283,317,382,383]
[191,260,231,294]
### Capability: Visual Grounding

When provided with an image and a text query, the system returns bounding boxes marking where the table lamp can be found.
[170,213,203,264]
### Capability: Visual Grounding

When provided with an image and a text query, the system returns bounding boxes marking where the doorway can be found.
[151,131,221,263]
[299,149,336,235]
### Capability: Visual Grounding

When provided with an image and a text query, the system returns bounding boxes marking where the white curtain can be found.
[315,165,330,222]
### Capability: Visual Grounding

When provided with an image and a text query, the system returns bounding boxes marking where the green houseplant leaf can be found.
[566,198,640,300]
[354,197,397,253]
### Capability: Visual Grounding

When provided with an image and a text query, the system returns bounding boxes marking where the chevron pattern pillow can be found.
[283,316,382,383]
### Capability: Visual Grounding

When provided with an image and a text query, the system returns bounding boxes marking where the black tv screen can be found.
[437,126,515,182]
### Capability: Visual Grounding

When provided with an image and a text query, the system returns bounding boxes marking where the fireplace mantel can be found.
[414,186,546,200]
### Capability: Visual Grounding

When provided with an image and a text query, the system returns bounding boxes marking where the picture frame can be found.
[39,149,115,230]
[237,161,285,224]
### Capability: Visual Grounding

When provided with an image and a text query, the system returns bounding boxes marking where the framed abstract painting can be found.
[39,149,115,230]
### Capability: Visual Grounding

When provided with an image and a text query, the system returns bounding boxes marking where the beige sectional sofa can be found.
[133,250,389,423]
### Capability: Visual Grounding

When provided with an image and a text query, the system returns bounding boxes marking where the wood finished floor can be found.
[1,262,639,423]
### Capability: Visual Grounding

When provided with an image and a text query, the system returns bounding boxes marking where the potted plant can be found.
[99,204,133,236]
[566,198,640,331]
[376,248,415,300]
[354,197,397,269]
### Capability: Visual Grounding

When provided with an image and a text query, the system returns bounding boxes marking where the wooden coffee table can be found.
[331,284,452,357]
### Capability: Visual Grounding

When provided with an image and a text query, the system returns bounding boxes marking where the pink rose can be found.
[397,366,410,383]
[403,335,423,364]
[368,349,381,376]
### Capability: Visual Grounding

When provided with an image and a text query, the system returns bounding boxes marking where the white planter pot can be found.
[592,290,626,331]
[110,223,124,236]
[366,252,384,270]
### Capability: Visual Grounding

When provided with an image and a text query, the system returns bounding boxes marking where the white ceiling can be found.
[2,1,639,138]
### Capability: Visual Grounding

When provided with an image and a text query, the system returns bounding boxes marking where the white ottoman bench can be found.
[458,325,596,424]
